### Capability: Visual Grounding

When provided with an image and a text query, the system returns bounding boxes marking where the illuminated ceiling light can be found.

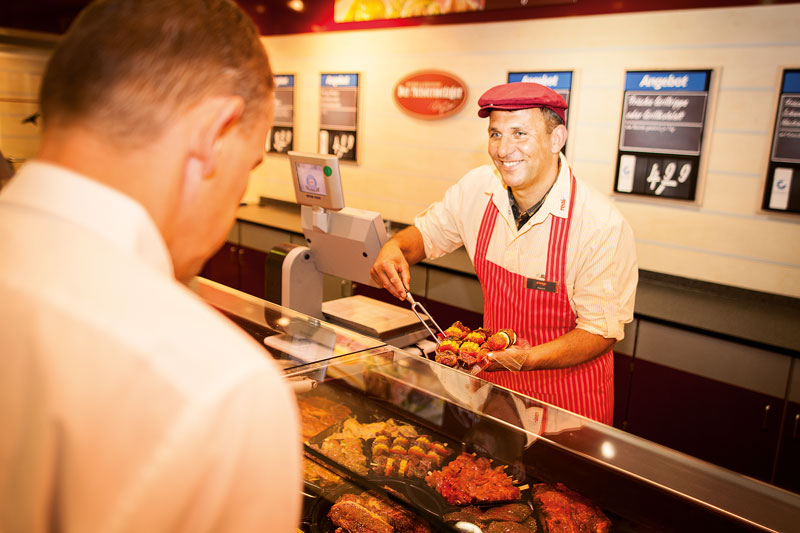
[287,0,305,12]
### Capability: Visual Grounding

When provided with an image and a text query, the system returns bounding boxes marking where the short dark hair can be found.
[540,106,564,134]
[40,0,273,143]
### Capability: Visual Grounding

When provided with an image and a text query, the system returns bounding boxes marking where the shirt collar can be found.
[507,178,555,230]
[539,152,571,221]
[490,153,572,231]
[1,160,174,277]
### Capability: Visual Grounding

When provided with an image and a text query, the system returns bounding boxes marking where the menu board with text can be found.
[319,73,359,161]
[614,70,711,201]
[507,71,572,126]
[762,69,800,214]
[267,74,294,154]
[508,71,572,155]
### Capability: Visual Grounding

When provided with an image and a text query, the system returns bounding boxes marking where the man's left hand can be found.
[482,339,532,372]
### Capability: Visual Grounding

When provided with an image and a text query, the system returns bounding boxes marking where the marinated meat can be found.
[443,506,484,524]
[371,433,452,479]
[496,328,517,345]
[486,522,534,533]
[464,330,488,344]
[303,457,342,488]
[436,324,520,371]
[329,417,419,442]
[531,483,611,533]
[313,437,368,476]
[473,327,493,338]
[443,321,470,340]
[443,503,536,532]
[438,337,462,354]
[434,350,458,367]
[297,396,352,439]
[426,452,520,505]
[329,495,393,533]
[328,492,431,533]
[483,503,533,522]
[484,331,513,351]
[338,418,388,440]
[457,341,482,367]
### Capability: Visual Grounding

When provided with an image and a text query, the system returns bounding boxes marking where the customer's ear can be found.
[188,95,245,179]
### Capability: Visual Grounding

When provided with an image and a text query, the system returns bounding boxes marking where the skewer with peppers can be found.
[434,321,518,372]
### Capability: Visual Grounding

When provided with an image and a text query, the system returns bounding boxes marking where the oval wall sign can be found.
[393,70,468,120]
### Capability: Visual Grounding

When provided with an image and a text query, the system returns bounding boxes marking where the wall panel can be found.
[251,4,800,297]
[0,46,50,168]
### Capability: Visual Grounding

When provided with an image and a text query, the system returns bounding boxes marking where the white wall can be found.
[252,4,800,298]
[0,39,49,171]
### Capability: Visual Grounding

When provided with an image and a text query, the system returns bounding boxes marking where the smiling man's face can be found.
[487,108,557,192]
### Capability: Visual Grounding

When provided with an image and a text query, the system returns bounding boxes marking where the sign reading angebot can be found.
[762,69,800,214]
[393,71,467,120]
[319,73,359,161]
[268,74,294,154]
[508,71,573,154]
[507,71,572,125]
[614,70,711,201]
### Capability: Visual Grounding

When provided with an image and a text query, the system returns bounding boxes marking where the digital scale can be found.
[275,151,432,348]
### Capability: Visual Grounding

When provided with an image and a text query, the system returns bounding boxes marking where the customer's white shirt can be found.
[0,161,302,532]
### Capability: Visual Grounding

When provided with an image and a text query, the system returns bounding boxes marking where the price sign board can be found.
[319,73,359,161]
[507,71,572,126]
[614,70,711,201]
[762,69,800,213]
[267,74,294,154]
[508,71,573,155]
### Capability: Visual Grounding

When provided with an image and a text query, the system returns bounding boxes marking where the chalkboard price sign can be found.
[507,71,572,126]
[615,70,711,201]
[267,74,295,154]
[319,73,359,161]
[762,69,800,214]
[508,71,573,155]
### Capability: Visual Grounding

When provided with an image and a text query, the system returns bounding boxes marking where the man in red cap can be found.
[371,82,637,424]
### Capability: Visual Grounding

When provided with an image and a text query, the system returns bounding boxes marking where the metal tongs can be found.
[404,287,446,344]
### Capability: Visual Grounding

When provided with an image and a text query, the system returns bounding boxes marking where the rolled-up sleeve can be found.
[414,166,495,261]
[572,208,637,341]
[414,199,464,260]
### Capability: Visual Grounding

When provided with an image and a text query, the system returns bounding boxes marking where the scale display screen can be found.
[288,151,344,210]
[296,162,329,197]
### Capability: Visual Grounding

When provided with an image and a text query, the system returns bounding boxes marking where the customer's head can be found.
[40,0,273,143]
[39,0,274,281]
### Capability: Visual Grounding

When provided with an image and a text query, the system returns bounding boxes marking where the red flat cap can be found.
[478,82,567,122]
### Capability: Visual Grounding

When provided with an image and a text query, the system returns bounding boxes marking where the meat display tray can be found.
[300,381,539,531]
[300,377,763,532]
[305,479,449,533]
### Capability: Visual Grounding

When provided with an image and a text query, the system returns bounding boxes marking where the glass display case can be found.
[288,349,800,533]
[190,277,384,373]
[194,278,800,532]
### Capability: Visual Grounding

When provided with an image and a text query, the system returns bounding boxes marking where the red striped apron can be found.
[475,172,613,424]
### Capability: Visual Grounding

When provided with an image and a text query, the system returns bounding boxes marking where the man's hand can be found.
[482,339,532,372]
[482,331,616,372]
[370,240,410,300]
[370,226,427,301]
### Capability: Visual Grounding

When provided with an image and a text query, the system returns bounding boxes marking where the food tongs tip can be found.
[405,288,446,345]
